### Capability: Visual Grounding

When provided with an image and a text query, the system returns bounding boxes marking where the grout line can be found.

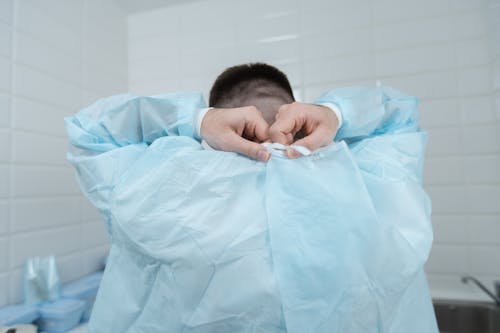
[13,62,123,99]
[8,222,85,242]
[79,0,86,271]
[0,161,73,167]
[425,182,500,187]
[9,193,82,201]
[431,212,500,217]
[10,193,83,200]
[434,241,500,247]
[5,221,83,239]
[9,127,69,139]
[426,181,500,187]
[297,0,305,101]
[6,0,16,304]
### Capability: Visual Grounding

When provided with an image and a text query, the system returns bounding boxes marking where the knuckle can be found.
[301,140,314,151]
[278,103,290,113]
[268,125,279,136]
[289,101,301,111]
[245,106,262,120]
[247,105,259,113]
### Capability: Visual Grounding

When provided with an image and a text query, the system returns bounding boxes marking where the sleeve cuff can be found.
[193,107,213,139]
[318,102,343,129]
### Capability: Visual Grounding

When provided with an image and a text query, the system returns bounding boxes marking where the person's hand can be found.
[269,102,340,158]
[200,106,271,162]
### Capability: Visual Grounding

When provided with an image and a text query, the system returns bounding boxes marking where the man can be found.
[65,63,437,333]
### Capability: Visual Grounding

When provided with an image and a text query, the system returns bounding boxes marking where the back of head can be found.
[209,63,295,123]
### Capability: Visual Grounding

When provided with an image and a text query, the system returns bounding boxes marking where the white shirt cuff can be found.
[193,107,213,139]
[318,102,343,129]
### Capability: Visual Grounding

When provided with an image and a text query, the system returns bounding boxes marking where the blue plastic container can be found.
[0,304,38,326]
[36,299,86,333]
[61,272,103,322]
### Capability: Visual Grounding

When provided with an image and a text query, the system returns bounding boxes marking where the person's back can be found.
[65,63,438,333]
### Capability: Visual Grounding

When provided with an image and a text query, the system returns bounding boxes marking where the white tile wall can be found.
[128,0,500,301]
[0,0,127,306]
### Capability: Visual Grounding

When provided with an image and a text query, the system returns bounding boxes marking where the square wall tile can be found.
[464,156,500,183]
[0,0,12,25]
[82,221,109,248]
[426,244,468,274]
[0,93,10,128]
[12,98,67,136]
[80,197,101,221]
[376,44,454,77]
[426,127,462,156]
[303,28,372,61]
[459,66,491,96]
[0,56,10,93]
[468,246,500,275]
[8,269,22,304]
[302,0,371,34]
[304,54,374,85]
[11,166,79,197]
[426,186,467,214]
[0,166,8,198]
[9,225,81,268]
[21,0,83,33]
[16,1,81,57]
[16,31,81,85]
[11,197,81,232]
[12,131,68,165]
[0,237,7,272]
[466,186,500,214]
[57,252,84,283]
[375,16,453,51]
[461,96,494,125]
[469,216,500,244]
[14,65,80,110]
[424,156,464,185]
[453,10,487,40]
[0,200,8,235]
[374,0,450,24]
[83,245,108,274]
[382,71,458,100]
[0,129,10,162]
[0,21,11,58]
[462,125,500,154]
[0,273,8,307]
[457,39,491,68]
[432,215,468,244]
[419,99,461,128]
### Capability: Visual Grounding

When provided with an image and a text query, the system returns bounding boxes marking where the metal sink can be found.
[433,299,500,333]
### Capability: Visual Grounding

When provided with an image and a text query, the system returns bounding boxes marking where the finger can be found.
[247,111,271,143]
[269,111,303,145]
[223,132,270,162]
[287,127,332,158]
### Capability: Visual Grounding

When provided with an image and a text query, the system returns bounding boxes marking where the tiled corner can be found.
[0,0,123,308]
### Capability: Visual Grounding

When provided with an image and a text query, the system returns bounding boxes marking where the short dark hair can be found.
[209,63,295,108]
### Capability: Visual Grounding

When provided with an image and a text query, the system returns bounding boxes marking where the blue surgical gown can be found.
[65,87,438,333]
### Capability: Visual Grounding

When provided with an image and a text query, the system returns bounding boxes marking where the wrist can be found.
[317,102,343,129]
[194,107,213,139]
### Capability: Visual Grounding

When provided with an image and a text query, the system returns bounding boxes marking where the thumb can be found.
[269,116,297,145]
[249,112,271,143]
[224,132,270,162]
[287,128,331,158]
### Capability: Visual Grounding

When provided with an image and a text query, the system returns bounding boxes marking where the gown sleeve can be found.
[64,92,206,224]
